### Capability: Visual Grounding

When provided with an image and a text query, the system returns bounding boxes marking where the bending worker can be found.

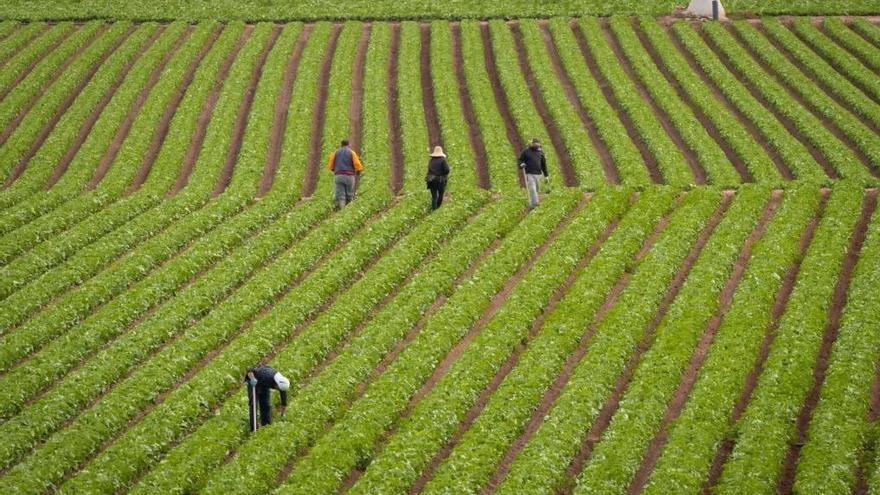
[245,365,290,429]
[327,139,364,208]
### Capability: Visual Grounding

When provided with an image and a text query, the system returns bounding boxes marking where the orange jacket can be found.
[327,148,363,174]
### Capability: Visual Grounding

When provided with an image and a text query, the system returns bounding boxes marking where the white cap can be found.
[274,372,290,391]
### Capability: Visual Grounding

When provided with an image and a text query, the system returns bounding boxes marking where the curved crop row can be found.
[0,22,63,98]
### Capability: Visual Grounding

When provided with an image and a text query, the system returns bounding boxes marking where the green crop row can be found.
[458,21,519,191]
[732,21,880,181]
[202,191,580,495]
[0,23,61,97]
[795,193,880,494]
[357,22,391,193]
[759,19,880,144]
[52,195,423,494]
[824,18,880,73]
[547,19,650,187]
[851,19,880,47]
[397,21,430,192]
[579,18,692,186]
[791,19,880,103]
[516,20,605,189]
[495,189,715,494]
[712,185,866,494]
[0,23,215,299]
[422,191,682,495]
[611,18,741,187]
[640,186,821,494]
[639,19,781,185]
[0,198,330,470]
[294,190,629,495]
[671,22,822,183]
[703,23,862,183]
[574,187,769,493]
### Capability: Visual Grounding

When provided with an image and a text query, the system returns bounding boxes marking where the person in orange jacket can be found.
[327,139,363,208]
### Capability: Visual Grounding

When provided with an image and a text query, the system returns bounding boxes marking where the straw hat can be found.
[429,146,446,158]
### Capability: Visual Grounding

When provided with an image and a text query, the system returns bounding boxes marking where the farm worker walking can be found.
[518,138,549,210]
[327,139,364,209]
[425,146,450,210]
[244,365,290,431]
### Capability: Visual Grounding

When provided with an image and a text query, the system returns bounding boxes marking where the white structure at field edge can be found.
[686,0,727,20]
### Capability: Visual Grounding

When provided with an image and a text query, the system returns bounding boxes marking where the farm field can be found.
[0,12,879,495]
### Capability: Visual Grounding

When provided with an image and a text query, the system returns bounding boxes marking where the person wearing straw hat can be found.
[327,139,364,209]
[518,138,549,210]
[244,364,290,430]
[425,145,450,210]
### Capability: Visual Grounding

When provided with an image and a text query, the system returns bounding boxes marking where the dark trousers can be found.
[257,385,273,425]
[430,182,446,210]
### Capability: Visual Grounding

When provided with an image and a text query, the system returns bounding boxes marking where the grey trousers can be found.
[334,174,356,205]
[525,173,542,208]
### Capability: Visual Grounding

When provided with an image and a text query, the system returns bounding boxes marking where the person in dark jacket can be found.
[425,146,450,210]
[244,365,290,428]
[327,139,364,209]
[518,138,549,209]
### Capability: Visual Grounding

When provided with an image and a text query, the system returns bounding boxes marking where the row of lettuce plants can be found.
[701,22,863,183]
[791,19,880,103]
[458,21,521,191]
[851,19,880,47]
[823,18,880,73]
[638,19,782,184]
[397,21,431,192]
[201,191,580,495]
[795,193,880,494]
[418,191,679,495]
[55,195,424,494]
[546,19,651,186]
[670,22,825,182]
[711,185,867,494]
[573,186,770,493]
[494,188,716,494]
[356,22,392,194]
[611,18,741,187]
[731,21,880,181]
[515,20,606,189]
[0,23,67,101]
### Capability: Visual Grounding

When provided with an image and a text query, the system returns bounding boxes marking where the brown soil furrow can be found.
[419,23,442,149]
[635,20,752,183]
[777,189,879,495]
[479,22,525,188]
[726,24,872,180]
[410,196,624,495]
[509,21,577,187]
[300,23,343,199]
[754,22,880,138]
[171,26,252,194]
[212,26,282,196]
[566,192,735,486]
[538,21,618,184]
[625,190,784,495]
[60,199,399,485]
[570,20,662,184]
[0,24,52,69]
[388,22,404,194]
[349,23,371,152]
[601,19,706,185]
[29,27,163,189]
[0,24,106,147]
[664,23,792,181]
[450,23,491,189]
[699,24,834,181]
[258,25,313,196]
[85,26,191,190]
[484,193,685,495]
[0,24,75,103]
[702,189,829,494]
[128,25,223,194]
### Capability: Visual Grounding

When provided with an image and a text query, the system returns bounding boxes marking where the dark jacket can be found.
[246,365,288,406]
[426,157,450,188]
[518,146,548,176]
[327,146,364,176]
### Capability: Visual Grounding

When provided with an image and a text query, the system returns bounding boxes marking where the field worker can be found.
[244,365,290,429]
[327,139,364,209]
[518,138,549,209]
[425,146,450,210]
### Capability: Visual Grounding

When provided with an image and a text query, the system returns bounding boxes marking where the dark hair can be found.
[341,139,349,146]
